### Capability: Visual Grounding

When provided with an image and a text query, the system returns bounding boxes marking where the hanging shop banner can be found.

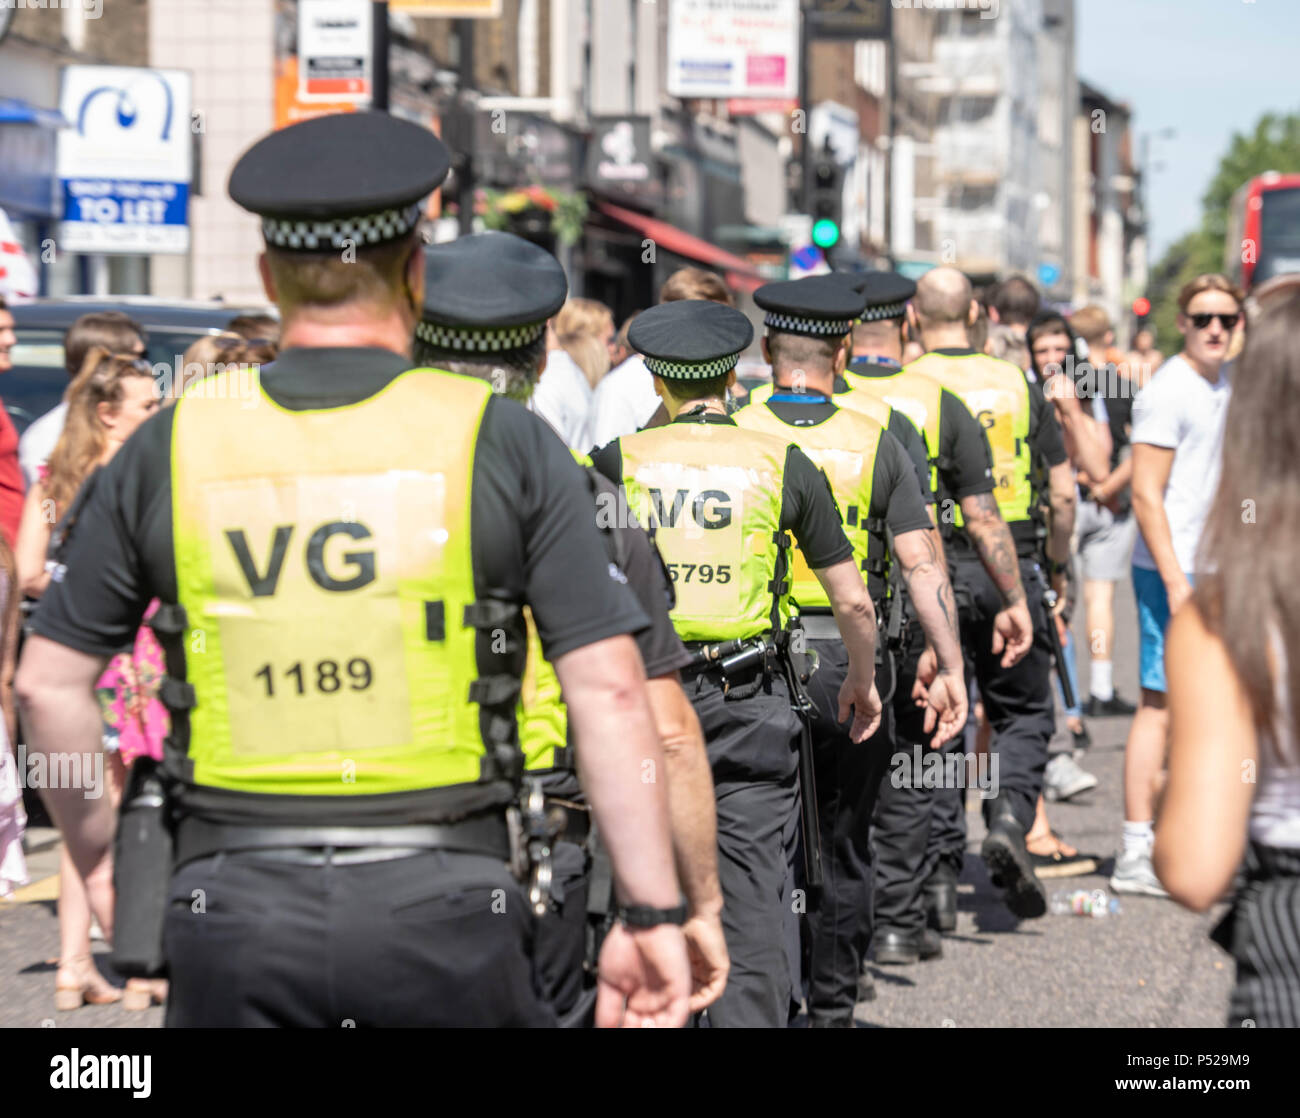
[298,0,372,102]
[667,0,799,101]
[807,0,892,41]
[388,1,503,16]
[57,66,192,255]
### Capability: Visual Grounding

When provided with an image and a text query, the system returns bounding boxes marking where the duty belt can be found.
[797,614,840,641]
[173,814,512,870]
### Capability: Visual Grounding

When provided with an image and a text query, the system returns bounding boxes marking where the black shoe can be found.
[981,817,1048,919]
[1070,722,1092,752]
[918,927,943,961]
[1085,693,1137,717]
[857,966,876,1002]
[924,878,958,932]
[874,929,922,965]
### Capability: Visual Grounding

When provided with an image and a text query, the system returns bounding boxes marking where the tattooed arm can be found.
[959,492,1033,667]
[1046,460,1077,567]
[895,527,967,747]
[959,491,1025,606]
[895,527,962,674]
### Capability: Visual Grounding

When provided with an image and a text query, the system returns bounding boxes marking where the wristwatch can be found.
[615,900,689,928]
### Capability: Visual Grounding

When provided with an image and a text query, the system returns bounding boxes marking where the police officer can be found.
[900,266,1074,922]
[843,269,1046,925]
[591,299,881,1028]
[732,276,967,1027]
[414,231,728,1023]
[17,112,690,1028]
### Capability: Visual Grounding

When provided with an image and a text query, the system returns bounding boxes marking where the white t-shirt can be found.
[530,349,594,453]
[590,354,660,451]
[1253,635,1300,849]
[1130,354,1231,574]
[18,401,68,488]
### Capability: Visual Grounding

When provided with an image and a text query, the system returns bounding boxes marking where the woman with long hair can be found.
[1155,280,1300,1026]
[531,297,615,451]
[15,346,163,1011]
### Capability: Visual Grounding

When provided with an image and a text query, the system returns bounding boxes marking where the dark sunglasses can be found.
[1188,312,1240,331]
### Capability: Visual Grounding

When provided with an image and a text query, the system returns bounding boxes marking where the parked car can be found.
[3,297,276,433]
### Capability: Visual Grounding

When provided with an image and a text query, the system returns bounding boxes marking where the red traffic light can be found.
[1132,297,1151,317]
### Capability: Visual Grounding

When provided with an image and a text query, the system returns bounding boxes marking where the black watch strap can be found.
[616,901,688,928]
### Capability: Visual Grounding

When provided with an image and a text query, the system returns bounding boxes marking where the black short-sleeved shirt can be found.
[590,410,854,573]
[32,347,652,825]
[756,395,932,539]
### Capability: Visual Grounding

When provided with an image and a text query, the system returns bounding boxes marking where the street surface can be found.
[0,576,1233,1029]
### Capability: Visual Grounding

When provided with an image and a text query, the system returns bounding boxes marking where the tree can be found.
[1148,109,1300,352]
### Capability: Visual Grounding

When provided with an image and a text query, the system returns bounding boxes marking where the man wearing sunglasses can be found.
[1113,273,1242,898]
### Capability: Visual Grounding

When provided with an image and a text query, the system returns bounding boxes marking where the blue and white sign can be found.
[57,66,192,255]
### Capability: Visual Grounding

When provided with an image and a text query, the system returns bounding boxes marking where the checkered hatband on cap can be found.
[859,301,908,323]
[415,319,548,353]
[643,353,741,381]
[262,202,423,251]
[763,312,855,336]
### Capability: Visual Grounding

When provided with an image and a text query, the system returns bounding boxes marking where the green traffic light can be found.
[811,218,840,249]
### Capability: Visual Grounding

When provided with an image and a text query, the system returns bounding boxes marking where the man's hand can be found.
[1165,575,1193,617]
[1050,568,1069,613]
[991,600,1033,667]
[595,923,691,1028]
[916,669,968,750]
[837,671,882,743]
[682,911,729,1013]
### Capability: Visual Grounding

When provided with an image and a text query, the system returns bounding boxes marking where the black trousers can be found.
[687,670,802,1028]
[870,624,935,937]
[923,554,1056,873]
[803,637,895,1020]
[532,839,590,1024]
[162,848,555,1027]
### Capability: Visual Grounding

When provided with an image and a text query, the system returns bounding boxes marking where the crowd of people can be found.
[0,108,1296,1028]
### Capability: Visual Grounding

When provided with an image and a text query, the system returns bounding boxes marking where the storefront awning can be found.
[0,99,67,128]
[594,200,767,294]
[0,100,66,221]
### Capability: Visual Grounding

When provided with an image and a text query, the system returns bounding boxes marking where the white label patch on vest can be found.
[634,461,756,624]
[201,472,445,756]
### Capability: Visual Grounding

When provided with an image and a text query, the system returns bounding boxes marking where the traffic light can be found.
[810,139,842,250]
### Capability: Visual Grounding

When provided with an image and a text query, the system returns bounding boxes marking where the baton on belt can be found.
[1042,586,1076,711]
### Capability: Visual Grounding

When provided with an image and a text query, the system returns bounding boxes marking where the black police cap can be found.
[229,111,450,252]
[628,300,754,382]
[417,232,568,353]
[834,270,917,322]
[753,275,866,337]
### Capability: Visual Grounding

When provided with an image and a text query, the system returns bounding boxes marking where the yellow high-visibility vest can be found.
[733,401,887,608]
[903,351,1034,528]
[618,421,791,641]
[170,367,521,796]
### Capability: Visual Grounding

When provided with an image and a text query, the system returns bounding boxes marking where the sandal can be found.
[123,978,168,1011]
[54,955,122,1011]
[1029,832,1099,879]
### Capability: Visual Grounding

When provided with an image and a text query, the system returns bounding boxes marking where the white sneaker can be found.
[1109,848,1170,897]
[1042,753,1098,802]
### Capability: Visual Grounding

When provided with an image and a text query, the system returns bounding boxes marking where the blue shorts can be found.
[1132,565,1191,694]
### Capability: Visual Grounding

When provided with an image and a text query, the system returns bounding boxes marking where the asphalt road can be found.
[0,575,1235,1029]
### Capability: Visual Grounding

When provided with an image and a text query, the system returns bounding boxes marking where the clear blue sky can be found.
[1076,0,1300,261]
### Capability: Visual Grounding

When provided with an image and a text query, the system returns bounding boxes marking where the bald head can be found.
[915,267,974,326]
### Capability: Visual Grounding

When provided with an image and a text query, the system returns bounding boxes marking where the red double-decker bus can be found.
[1226,171,1300,290]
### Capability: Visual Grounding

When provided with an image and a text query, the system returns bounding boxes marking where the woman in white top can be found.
[531,298,614,452]
[1155,279,1300,1027]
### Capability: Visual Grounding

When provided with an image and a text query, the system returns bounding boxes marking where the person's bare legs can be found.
[1084,579,1115,700]
[55,750,126,1005]
[1123,690,1167,825]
